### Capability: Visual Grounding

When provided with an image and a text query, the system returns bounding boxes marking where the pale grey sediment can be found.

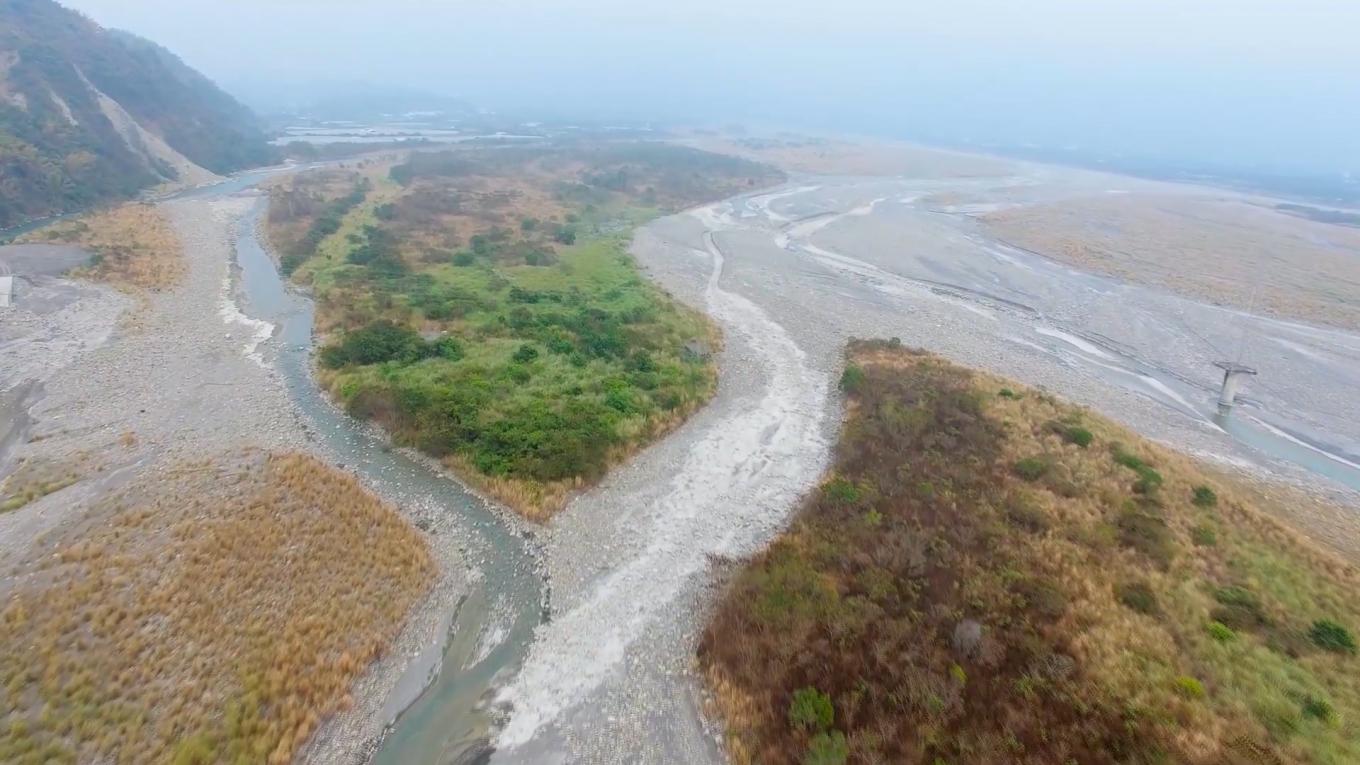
[492,167,1360,763]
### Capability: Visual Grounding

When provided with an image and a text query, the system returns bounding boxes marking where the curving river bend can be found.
[216,159,1360,764]
[230,192,544,764]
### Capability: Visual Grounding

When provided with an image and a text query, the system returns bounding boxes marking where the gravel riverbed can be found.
[6,161,1357,765]
[489,166,1360,763]
[0,190,477,765]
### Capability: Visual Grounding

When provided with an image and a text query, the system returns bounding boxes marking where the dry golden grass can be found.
[984,194,1360,330]
[702,341,1360,764]
[0,455,84,513]
[20,203,183,292]
[0,450,434,765]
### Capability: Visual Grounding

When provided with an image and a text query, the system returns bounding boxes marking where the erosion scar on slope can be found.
[495,207,832,748]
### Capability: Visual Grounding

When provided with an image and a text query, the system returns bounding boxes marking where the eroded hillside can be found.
[0,0,272,226]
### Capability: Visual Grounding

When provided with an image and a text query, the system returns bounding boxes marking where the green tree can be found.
[788,687,834,732]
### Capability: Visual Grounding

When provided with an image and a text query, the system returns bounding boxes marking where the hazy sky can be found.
[62,0,1360,174]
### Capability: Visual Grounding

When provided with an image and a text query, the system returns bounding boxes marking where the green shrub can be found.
[1116,506,1174,567]
[279,252,306,276]
[1190,524,1218,547]
[1133,471,1164,495]
[1212,586,1268,630]
[1014,457,1051,482]
[1063,426,1094,448]
[998,388,1020,399]
[839,365,866,393]
[788,687,835,732]
[1115,580,1160,615]
[320,320,428,368]
[1309,620,1357,654]
[1192,486,1218,507]
[1302,696,1336,724]
[823,478,862,506]
[512,344,540,363]
[429,336,464,361]
[804,731,849,765]
[1207,621,1237,642]
[452,251,476,266]
[1112,446,1164,494]
[1174,676,1205,699]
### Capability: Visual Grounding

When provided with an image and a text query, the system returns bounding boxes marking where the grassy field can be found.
[701,341,1360,765]
[0,451,434,765]
[269,144,780,517]
[18,203,182,292]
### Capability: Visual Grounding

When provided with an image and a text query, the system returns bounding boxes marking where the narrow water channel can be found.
[230,196,545,764]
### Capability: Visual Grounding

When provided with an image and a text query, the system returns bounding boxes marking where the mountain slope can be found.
[0,0,273,227]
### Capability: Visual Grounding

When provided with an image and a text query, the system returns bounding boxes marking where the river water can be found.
[229,194,545,764]
[214,165,1360,763]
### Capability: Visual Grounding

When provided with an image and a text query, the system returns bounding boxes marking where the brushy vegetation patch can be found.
[700,340,1360,764]
[19,203,182,291]
[0,455,90,514]
[270,145,779,517]
[266,171,371,276]
[0,452,434,765]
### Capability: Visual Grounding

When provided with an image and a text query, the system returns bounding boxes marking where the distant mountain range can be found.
[0,0,274,228]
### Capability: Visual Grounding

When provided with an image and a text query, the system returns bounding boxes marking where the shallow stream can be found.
[230,194,544,764]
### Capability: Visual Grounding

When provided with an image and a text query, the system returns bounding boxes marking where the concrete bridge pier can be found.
[1214,361,1256,414]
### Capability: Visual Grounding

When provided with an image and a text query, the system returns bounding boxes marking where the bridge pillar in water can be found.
[1214,361,1256,414]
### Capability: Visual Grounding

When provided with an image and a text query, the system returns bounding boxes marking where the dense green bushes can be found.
[289,144,775,516]
[1192,485,1219,507]
[319,321,460,368]
[320,236,715,509]
[788,688,834,731]
[1310,620,1357,654]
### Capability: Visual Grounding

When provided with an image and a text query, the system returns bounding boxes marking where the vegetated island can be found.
[702,340,1360,765]
[266,143,782,518]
